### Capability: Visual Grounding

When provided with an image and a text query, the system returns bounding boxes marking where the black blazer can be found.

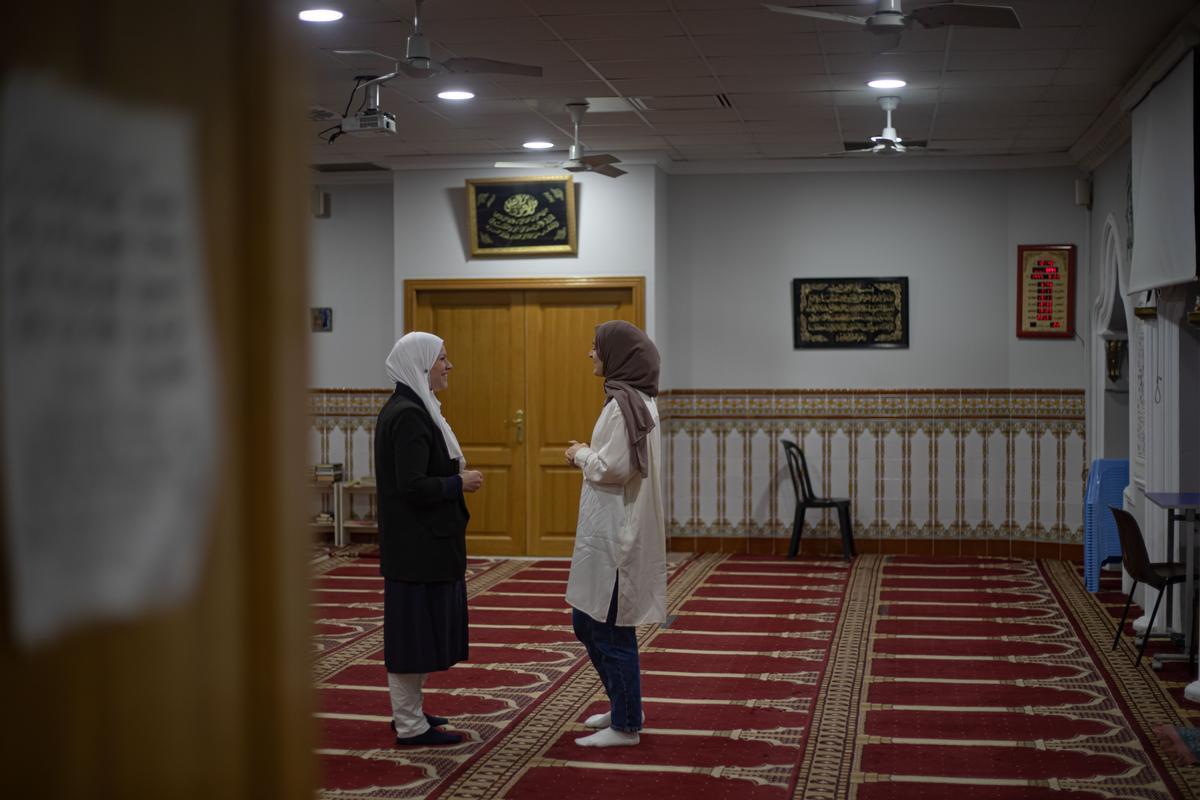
[374,383,470,582]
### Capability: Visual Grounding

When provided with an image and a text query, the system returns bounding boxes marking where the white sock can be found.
[575,727,640,748]
[584,710,645,729]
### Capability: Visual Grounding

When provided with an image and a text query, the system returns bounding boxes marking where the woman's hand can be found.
[461,470,484,493]
[565,440,587,466]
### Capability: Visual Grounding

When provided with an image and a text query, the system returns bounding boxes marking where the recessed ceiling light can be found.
[868,78,907,89]
[437,90,475,101]
[299,9,343,22]
[523,141,554,150]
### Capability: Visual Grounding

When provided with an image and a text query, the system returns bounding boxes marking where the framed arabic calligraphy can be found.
[792,277,909,349]
[465,175,578,257]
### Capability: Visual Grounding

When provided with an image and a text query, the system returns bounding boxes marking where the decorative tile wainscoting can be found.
[659,389,1086,559]
[308,388,1086,558]
[309,389,391,479]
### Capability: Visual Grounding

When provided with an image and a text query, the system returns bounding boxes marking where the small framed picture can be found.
[1016,244,1075,338]
[310,307,332,332]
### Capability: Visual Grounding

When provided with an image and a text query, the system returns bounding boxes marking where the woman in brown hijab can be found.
[564,320,666,748]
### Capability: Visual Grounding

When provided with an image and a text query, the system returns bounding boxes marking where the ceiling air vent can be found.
[311,162,390,173]
[628,94,732,111]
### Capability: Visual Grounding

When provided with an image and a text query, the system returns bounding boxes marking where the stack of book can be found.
[313,463,344,484]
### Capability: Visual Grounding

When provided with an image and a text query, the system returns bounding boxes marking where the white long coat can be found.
[565,392,667,627]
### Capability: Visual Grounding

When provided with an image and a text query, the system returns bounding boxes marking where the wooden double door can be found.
[406,278,642,556]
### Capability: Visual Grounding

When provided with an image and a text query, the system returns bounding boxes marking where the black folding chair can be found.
[781,439,856,561]
[1109,506,1197,666]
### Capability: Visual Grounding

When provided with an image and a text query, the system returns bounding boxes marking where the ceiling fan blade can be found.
[580,153,620,166]
[443,57,543,77]
[493,161,561,168]
[869,31,903,54]
[909,3,1020,29]
[590,163,627,178]
[841,140,877,150]
[762,4,868,26]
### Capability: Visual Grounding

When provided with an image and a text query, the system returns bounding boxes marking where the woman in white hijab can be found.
[375,332,483,746]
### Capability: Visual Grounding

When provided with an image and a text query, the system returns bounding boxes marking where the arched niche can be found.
[1089,213,1132,461]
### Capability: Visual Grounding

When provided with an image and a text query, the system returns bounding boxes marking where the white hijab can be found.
[384,332,465,465]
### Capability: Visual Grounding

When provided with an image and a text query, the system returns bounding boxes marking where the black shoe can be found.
[390,713,449,733]
[395,728,464,746]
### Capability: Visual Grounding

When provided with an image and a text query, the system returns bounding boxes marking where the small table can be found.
[1145,492,1200,672]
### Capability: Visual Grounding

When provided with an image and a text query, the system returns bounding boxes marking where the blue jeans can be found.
[571,580,643,733]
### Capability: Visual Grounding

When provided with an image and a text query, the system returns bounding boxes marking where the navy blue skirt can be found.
[383,579,469,674]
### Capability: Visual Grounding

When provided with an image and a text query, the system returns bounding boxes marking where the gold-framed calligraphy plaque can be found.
[465,175,577,257]
[793,277,909,348]
[1017,244,1074,338]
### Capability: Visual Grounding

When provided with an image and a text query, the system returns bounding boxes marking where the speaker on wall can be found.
[312,188,331,218]
[1074,177,1092,209]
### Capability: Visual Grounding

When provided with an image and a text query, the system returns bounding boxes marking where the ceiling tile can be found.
[676,8,801,36]
[609,76,725,95]
[542,12,685,39]
[705,54,828,77]
[304,1,1195,167]
[591,59,712,80]
[825,51,947,74]
[569,36,700,61]
[524,0,671,13]
[948,50,1066,72]
[420,17,559,44]
[951,27,1079,51]
[690,33,822,57]
[719,74,832,93]
[1003,0,1094,27]
[940,69,1057,88]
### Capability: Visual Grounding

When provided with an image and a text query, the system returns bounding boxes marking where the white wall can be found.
[310,166,1093,391]
[654,168,670,377]
[309,181,395,387]
[391,166,661,341]
[664,168,1090,389]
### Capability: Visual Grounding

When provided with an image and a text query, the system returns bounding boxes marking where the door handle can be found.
[512,409,525,443]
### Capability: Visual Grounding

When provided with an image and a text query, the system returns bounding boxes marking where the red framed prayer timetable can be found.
[1016,244,1075,338]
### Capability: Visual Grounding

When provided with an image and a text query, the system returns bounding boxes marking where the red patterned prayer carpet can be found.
[801,555,1200,800]
[311,550,1200,799]
[312,549,850,799]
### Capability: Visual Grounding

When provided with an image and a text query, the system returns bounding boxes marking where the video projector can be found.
[340,109,396,135]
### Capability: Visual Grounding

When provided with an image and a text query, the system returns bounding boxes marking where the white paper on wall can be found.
[1,73,220,648]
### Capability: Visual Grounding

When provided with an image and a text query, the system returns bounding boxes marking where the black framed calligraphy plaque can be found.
[792,277,909,349]
[466,175,578,257]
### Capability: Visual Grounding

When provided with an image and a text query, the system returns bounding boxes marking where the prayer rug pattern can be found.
[313,551,1200,799]
[312,551,850,799]
[792,555,1197,800]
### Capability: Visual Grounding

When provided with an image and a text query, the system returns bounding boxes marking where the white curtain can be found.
[1130,50,1196,294]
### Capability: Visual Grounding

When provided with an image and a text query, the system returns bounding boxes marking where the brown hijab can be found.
[595,320,660,478]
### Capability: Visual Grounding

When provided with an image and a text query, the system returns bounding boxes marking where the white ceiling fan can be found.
[833,95,943,155]
[764,0,1020,52]
[333,0,542,81]
[495,102,627,178]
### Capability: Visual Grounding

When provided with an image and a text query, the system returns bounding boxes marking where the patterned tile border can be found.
[308,388,1087,546]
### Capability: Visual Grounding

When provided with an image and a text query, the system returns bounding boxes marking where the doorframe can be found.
[404,276,646,556]
[404,276,646,331]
